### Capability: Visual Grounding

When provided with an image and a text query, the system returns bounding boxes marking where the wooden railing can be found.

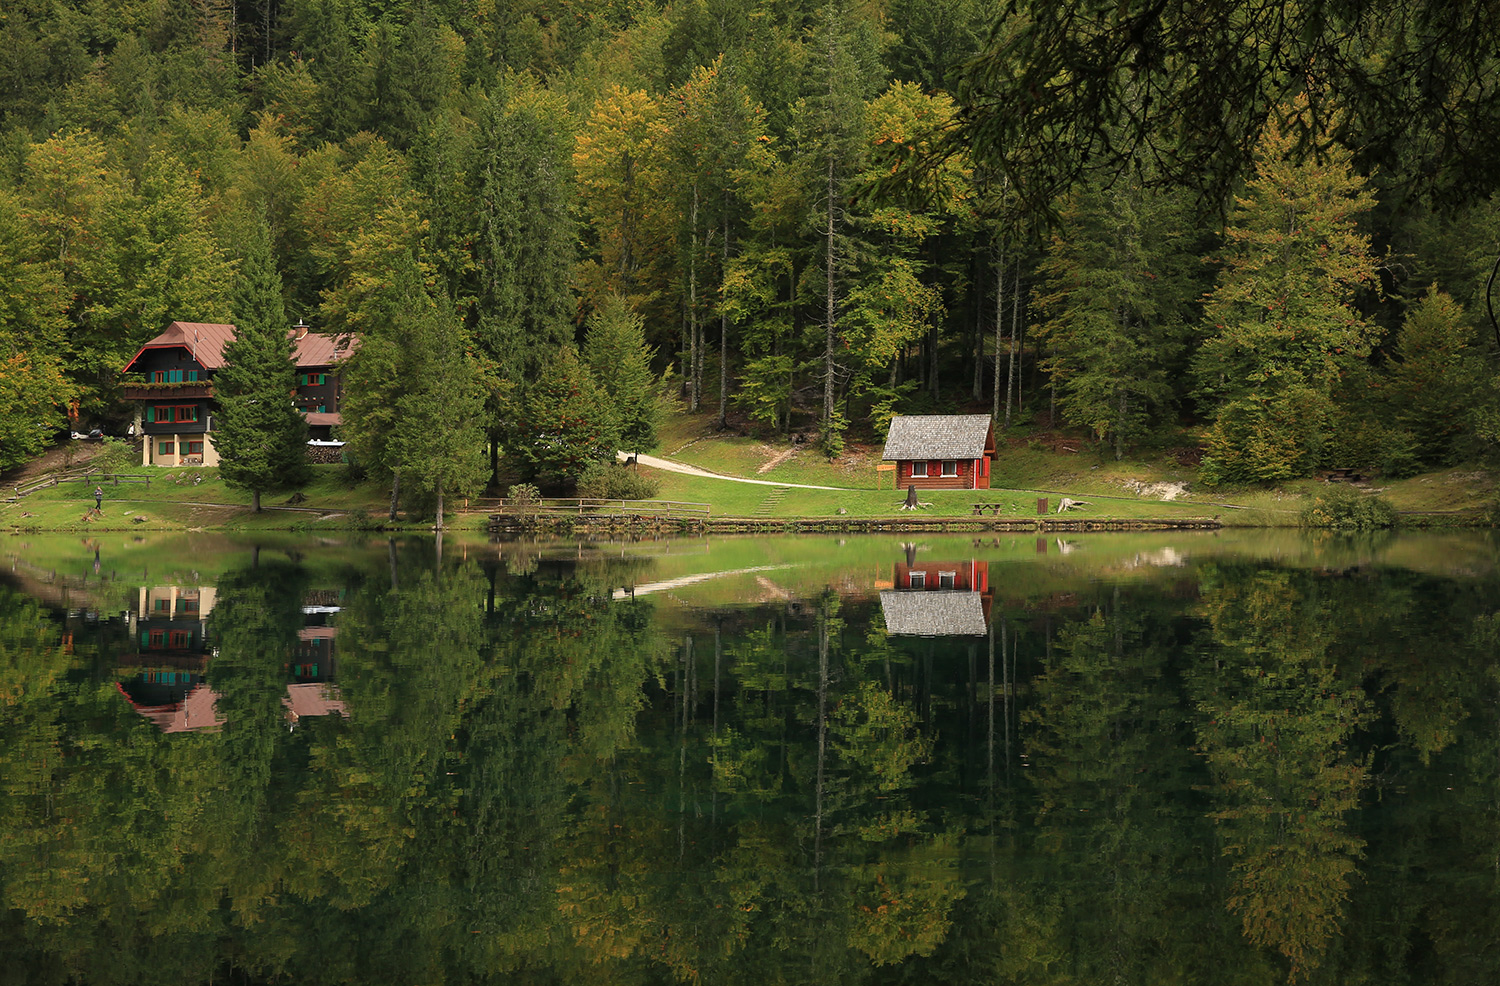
[482,497,710,518]
[9,469,150,502]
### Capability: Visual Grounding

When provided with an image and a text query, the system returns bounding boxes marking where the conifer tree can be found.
[216,221,309,512]
[583,295,659,456]
[1386,286,1481,467]
[1036,175,1199,459]
[387,301,488,531]
[1194,101,1381,484]
[510,345,620,489]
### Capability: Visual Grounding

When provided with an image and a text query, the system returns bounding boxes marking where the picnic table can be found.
[972,503,1003,516]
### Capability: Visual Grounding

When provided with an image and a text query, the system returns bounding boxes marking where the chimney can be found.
[293,319,309,340]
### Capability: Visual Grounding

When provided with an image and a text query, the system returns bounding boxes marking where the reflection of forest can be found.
[1,538,1499,984]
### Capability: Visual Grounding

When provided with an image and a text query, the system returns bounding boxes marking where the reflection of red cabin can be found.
[882,415,995,490]
[893,560,989,593]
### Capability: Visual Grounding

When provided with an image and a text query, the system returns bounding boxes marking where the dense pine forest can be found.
[3,0,1500,494]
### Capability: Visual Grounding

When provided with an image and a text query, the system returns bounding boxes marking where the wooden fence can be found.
[8,469,151,502]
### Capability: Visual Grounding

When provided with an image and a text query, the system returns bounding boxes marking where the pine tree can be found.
[510,345,620,489]
[215,221,309,512]
[1035,175,1199,459]
[1386,286,1480,467]
[387,304,488,531]
[583,295,659,455]
[1194,101,1381,484]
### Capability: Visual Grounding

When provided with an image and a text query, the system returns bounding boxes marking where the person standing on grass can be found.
[93,486,102,512]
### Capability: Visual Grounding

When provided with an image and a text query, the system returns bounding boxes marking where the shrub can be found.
[96,437,138,472]
[1300,484,1397,530]
[576,462,660,500]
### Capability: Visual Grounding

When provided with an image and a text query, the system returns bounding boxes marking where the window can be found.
[909,571,926,588]
[938,571,957,588]
[942,460,958,477]
[911,461,928,478]
[168,630,192,649]
[187,441,203,455]
[148,629,165,648]
[153,370,167,383]
[174,405,199,423]
[158,441,175,456]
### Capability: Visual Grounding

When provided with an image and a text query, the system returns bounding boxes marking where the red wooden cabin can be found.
[882,415,995,490]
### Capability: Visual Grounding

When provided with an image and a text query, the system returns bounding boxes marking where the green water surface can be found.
[2,529,1499,984]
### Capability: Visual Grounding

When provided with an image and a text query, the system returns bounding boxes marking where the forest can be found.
[3,0,1500,492]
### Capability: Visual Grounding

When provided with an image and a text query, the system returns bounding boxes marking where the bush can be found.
[1300,484,1397,530]
[576,462,660,500]
[95,437,138,472]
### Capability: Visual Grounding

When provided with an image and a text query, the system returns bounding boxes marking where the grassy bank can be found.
[5,415,1497,532]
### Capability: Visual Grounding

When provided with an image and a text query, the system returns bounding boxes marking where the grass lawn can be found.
[2,465,493,532]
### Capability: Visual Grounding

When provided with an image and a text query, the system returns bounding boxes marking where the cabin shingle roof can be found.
[882,414,993,460]
[879,591,989,636]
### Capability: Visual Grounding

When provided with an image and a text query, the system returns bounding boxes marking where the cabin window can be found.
[911,461,928,477]
[942,460,958,477]
[168,630,192,649]
[153,370,167,382]
[909,571,926,588]
[939,571,957,588]
[153,598,169,612]
[187,441,203,455]
[158,441,175,456]
[148,629,165,648]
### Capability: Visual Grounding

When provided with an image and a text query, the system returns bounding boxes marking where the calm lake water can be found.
[3,529,1500,984]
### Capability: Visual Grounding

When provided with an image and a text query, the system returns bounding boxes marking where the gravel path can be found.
[618,451,854,491]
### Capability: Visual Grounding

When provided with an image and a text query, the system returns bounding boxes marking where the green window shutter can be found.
[146,407,154,422]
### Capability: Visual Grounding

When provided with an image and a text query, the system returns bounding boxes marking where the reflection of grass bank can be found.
[504,528,1500,614]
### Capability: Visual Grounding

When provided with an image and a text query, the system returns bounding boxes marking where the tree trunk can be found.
[1004,259,1020,428]
[389,469,400,521]
[252,489,261,513]
[1115,389,1127,461]
[435,476,445,531]
[689,183,700,412]
[992,241,1005,425]
[973,255,984,400]
[718,212,729,430]
[823,154,837,437]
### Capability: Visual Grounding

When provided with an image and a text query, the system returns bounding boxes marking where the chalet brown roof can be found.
[302,412,343,427]
[124,321,348,372]
[882,414,993,461]
[284,683,348,719]
[879,591,989,636]
[115,681,224,733]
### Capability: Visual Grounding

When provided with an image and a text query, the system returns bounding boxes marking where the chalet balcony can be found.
[120,375,214,401]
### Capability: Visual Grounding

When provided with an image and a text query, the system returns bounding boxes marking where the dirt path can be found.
[618,451,852,491]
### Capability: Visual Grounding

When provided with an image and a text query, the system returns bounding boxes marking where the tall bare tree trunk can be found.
[823,154,837,436]
[389,469,400,521]
[689,184,700,412]
[718,215,729,430]
[1004,259,1020,428]
[992,245,1005,425]
[973,256,984,400]
[435,476,445,531]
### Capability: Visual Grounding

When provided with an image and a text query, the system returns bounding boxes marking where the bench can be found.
[972,503,1003,516]
[1325,468,1361,483]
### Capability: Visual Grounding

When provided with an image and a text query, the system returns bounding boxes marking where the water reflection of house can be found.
[880,560,993,637]
[116,586,221,732]
[286,598,347,724]
[113,585,347,732]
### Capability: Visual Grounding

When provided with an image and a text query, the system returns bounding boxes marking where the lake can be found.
[3,529,1499,984]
